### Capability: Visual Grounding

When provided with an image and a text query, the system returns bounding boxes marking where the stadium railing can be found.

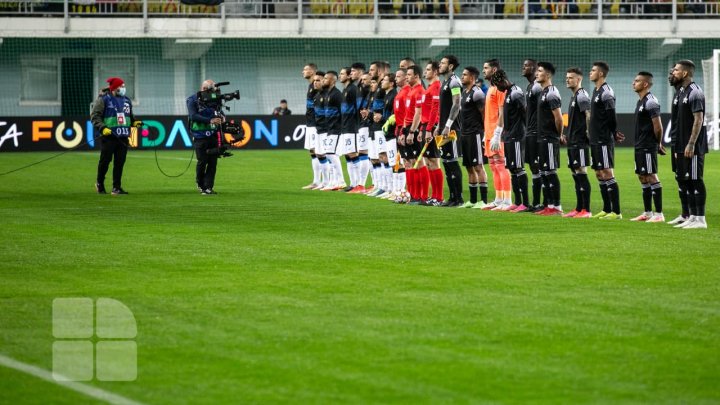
[1,0,718,31]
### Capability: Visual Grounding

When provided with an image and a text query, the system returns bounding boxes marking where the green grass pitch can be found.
[0,148,719,404]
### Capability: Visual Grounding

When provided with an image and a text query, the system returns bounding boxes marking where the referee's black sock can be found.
[599,180,610,213]
[651,182,662,213]
[676,177,689,217]
[693,179,706,216]
[479,182,488,204]
[642,183,652,213]
[531,172,542,207]
[606,177,621,214]
[572,173,581,211]
[469,183,478,204]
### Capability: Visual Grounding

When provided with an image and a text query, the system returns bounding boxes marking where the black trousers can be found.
[194,137,219,190]
[97,136,129,188]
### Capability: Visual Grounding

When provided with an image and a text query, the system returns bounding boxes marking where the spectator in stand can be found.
[272,99,292,116]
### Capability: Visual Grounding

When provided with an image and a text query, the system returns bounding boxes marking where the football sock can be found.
[599,180,610,213]
[517,171,529,207]
[479,181,489,204]
[676,178,689,217]
[606,177,620,214]
[359,154,371,187]
[311,155,320,185]
[329,154,344,185]
[511,173,520,205]
[572,173,581,211]
[531,172,542,206]
[547,171,561,207]
[642,183,652,213]
[419,166,430,201]
[430,168,444,201]
[469,183,479,204]
[576,173,590,212]
[693,179,706,216]
[650,182,662,213]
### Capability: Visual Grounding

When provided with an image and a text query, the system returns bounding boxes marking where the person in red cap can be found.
[91,77,142,195]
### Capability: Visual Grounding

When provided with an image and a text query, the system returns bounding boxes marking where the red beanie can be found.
[106,77,124,91]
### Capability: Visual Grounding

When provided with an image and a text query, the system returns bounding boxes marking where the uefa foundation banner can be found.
[1,114,671,152]
[0,115,308,152]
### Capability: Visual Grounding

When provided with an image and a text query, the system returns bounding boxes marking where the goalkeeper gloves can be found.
[101,127,112,136]
[490,127,503,152]
[382,114,395,133]
[132,120,143,128]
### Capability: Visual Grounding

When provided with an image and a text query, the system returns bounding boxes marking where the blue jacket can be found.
[186,93,220,139]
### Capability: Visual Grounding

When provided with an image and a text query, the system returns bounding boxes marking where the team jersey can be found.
[382,88,396,120]
[341,82,359,134]
[369,88,385,132]
[394,84,411,128]
[670,86,681,147]
[325,86,343,135]
[675,82,708,155]
[306,82,318,127]
[634,92,661,150]
[371,88,385,114]
[484,85,506,137]
[590,83,617,145]
[421,80,441,128]
[566,88,591,149]
[404,83,424,128]
[460,85,485,136]
[314,89,327,133]
[361,87,374,129]
[537,85,562,142]
[501,84,526,142]
[525,80,542,136]
[439,73,462,130]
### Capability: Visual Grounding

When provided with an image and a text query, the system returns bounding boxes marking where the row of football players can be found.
[299,56,708,228]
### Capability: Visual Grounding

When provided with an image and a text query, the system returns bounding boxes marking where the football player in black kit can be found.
[435,55,465,207]
[522,59,545,211]
[562,67,593,218]
[629,71,666,223]
[589,61,625,220]
[534,62,564,216]
[669,60,709,229]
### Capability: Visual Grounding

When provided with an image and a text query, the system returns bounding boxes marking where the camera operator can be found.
[187,79,225,195]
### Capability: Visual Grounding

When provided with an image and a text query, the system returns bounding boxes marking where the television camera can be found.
[198,81,245,157]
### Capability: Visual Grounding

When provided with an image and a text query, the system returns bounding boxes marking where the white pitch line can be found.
[0,353,147,405]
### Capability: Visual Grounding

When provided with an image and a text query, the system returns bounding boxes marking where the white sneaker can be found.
[674,216,695,228]
[667,215,688,225]
[646,213,665,223]
[472,202,488,209]
[683,220,708,229]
